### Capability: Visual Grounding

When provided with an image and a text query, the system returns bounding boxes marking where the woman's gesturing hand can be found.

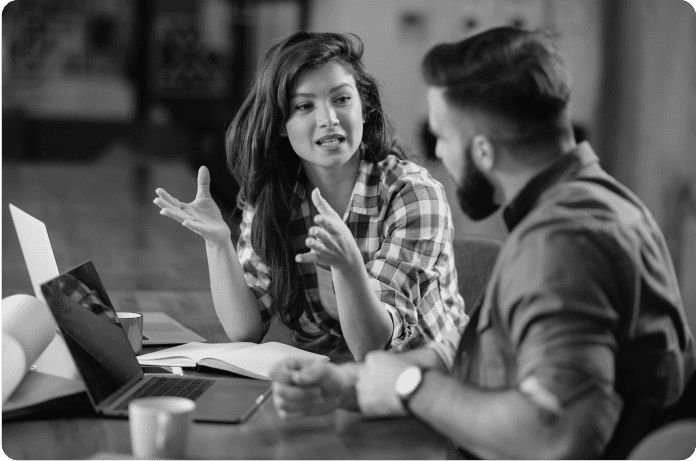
[295,188,362,271]
[153,166,231,245]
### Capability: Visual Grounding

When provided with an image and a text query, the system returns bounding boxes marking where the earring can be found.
[280,128,287,137]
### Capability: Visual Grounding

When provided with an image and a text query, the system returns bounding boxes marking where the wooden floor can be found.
[2,141,212,298]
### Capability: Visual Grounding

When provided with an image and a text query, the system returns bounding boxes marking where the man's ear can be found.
[471,135,495,171]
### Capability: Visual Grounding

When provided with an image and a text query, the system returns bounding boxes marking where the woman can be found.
[153,32,465,360]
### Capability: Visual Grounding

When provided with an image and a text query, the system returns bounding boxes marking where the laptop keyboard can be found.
[114,377,214,411]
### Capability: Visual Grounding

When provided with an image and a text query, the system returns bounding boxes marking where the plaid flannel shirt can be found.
[237,154,466,352]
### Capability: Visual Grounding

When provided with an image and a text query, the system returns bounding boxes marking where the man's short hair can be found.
[422,27,572,146]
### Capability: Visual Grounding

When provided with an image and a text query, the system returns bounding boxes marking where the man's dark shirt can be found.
[432,142,696,458]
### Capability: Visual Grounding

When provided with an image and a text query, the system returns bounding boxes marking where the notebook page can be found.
[137,342,256,364]
[210,342,329,379]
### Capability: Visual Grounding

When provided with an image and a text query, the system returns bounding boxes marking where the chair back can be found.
[627,419,696,459]
[452,234,502,311]
[670,369,696,421]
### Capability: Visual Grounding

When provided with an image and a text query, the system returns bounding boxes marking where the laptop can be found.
[40,260,272,423]
[9,203,207,345]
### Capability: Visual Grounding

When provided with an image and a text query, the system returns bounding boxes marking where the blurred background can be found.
[2,0,695,333]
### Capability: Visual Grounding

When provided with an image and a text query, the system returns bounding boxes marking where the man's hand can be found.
[153,166,231,245]
[270,358,354,419]
[357,351,412,417]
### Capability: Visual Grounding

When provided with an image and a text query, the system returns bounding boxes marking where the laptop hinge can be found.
[95,371,145,412]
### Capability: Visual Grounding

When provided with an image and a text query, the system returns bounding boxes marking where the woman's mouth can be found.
[316,135,346,147]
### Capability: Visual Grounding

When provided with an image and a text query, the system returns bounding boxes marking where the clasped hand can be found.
[295,188,362,271]
[269,352,412,419]
[152,166,231,245]
[270,358,347,419]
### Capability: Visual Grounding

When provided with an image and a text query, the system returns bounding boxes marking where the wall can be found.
[308,0,602,238]
[597,0,696,332]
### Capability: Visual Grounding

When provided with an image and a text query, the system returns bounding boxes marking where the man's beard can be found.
[456,144,500,221]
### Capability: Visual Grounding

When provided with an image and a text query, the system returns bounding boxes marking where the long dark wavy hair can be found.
[226,31,403,337]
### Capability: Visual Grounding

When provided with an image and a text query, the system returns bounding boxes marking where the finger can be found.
[305,236,330,255]
[270,358,316,383]
[273,383,322,404]
[159,207,188,224]
[295,250,318,264]
[313,215,340,235]
[276,407,307,420]
[291,360,332,386]
[308,225,334,244]
[196,166,212,200]
[311,188,340,219]
[152,197,175,211]
[277,397,323,414]
[155,188,184,209]
[272,387,323,415]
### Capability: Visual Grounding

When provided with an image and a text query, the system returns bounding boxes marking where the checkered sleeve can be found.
[426,325,462,371]
[236,203,275,336]
[366,173,464,351]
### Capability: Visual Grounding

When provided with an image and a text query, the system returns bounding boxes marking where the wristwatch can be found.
[395,366,425,414]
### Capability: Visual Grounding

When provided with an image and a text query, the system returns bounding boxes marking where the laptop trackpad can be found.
[193,378,271,424]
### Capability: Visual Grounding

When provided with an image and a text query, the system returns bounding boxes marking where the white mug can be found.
[117,312,143,355]
[129,397,195,459]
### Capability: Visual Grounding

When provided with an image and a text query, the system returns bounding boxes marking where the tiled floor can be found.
[2,142,213,298]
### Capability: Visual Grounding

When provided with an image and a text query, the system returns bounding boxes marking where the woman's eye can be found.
[335,96,351,104]
[295,103,313,111]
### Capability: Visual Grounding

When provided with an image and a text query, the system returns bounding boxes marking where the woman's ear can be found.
[471,135,495,172]
[280,126,287,137]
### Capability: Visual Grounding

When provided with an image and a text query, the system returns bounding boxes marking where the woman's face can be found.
[284,62,364,172]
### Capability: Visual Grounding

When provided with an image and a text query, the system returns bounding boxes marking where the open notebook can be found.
[137,342,330,380]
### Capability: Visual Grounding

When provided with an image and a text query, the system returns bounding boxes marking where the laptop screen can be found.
[41,261,143,409]
[9,204,60,302]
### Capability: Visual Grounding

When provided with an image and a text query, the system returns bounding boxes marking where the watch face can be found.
[396,366,422,397]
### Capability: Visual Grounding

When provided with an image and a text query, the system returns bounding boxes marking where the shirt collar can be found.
[290,150,383,222]
[502,141,600,230]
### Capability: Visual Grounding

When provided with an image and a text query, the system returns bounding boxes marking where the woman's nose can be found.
[317,104,339,128]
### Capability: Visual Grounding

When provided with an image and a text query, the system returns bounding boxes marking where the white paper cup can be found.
[129,396,195,459]
[117,312,143,355]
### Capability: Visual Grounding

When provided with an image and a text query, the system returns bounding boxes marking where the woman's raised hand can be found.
[295,188,362,271]
[153,166,231,245]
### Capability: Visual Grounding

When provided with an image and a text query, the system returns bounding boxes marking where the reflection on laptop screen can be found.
[41,261,142,408]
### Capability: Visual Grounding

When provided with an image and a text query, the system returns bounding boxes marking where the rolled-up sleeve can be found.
[503,228,624,450]
[367,179,463,351]
[236,204,275,335]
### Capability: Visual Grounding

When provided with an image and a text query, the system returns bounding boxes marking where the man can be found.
[269,27,696,459]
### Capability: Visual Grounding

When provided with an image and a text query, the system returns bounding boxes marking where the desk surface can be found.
[2,290,451,460]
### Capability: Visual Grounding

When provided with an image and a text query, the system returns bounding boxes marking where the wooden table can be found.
[1,291,452,460]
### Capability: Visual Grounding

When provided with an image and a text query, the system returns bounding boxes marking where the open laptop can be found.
[9,203,206,345]
[40,260,272,423]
